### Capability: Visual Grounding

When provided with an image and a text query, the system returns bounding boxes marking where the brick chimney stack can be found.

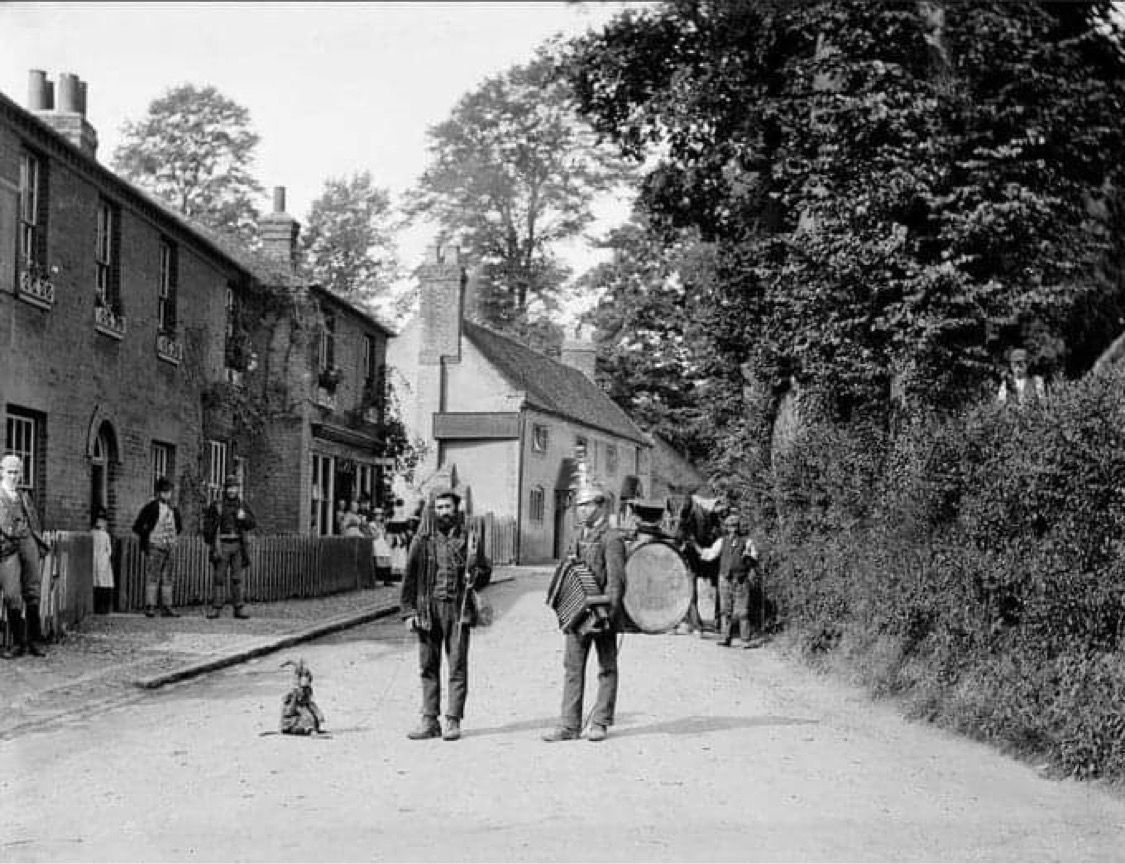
[259,186,300,270]
[561,323,598,381]
[29,70,98,159]
[417,244,466,366]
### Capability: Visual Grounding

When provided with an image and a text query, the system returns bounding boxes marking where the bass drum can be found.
[623,538,693,634]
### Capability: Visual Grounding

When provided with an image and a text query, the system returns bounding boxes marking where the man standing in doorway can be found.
[400,488,491,742]
[0,454,49,658]
[543,483,627,743]
[203,474,256,620]
[132,476,183,617]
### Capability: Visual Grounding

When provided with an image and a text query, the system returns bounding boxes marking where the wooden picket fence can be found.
[113,535,375,611]
[1,512,517,644]
[480,512,517,566]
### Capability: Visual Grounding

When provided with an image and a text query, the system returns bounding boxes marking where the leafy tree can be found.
[580,216,720,461]
[566,0,1125,422]
[112,84,265,245]
[300,171,399,303]
[409,50,633,338]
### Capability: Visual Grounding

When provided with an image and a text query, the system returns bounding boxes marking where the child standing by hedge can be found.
[697,513,761,648]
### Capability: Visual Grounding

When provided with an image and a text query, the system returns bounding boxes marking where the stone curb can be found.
[133,573,516,690]
[134,602,401,690]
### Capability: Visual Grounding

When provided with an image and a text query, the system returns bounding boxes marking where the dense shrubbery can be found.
[766,368,1125,779]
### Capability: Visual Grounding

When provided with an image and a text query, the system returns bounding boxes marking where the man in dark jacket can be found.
[202,474,256,620]
[400,487,491,742]
[132,476,183,617]
[543,483,627,743]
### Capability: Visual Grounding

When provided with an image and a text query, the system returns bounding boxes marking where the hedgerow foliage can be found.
[768,369,1125,779]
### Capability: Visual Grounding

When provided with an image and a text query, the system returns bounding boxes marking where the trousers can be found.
[145,546,175,608]
[560,629,618,731]
[416,597,470,720]
[211,541,245,610]
[0,535,40,607]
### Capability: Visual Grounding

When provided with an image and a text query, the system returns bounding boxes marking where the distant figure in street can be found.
[203,474,257,620]
[542,483,627,743]
[697,513,761,649]
[365,505,393,585]
[334,498,348,535]
[91,509,114,615]
[400,487,491,742]
[997,348,1045,406]
[0,453,49,658]
[132,476,183,618]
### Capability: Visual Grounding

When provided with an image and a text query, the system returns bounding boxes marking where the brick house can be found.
[0,70,392,537]
[387,246,653,563]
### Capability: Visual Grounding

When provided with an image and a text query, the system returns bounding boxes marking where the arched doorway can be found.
[90,421,119,528]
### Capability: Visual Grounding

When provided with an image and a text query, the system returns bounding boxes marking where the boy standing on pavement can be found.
[400,488,491,742]
[203,474,256,620]
[132,476,183,618]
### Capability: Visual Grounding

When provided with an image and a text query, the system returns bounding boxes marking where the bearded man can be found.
[400,487,491,742]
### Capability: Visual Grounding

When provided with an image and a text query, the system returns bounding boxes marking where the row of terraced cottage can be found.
[0,70,704,622]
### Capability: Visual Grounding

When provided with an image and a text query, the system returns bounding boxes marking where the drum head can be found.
[623,540,693,634]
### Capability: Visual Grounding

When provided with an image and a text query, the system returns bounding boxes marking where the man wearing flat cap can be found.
[543,482,627,743]
[132,475,183,618]
[202,473,256,619]
[401,486,491,742]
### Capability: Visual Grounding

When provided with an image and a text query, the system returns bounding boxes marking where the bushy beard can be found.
[436,513,456,532]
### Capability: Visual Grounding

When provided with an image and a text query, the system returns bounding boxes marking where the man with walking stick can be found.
[400,487,491,742]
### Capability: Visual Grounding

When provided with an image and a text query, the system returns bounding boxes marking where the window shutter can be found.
[110,204,122,312]
[36,158,48,269]
[168,242,178,331]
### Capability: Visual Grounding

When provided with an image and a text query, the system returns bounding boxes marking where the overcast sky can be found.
[0,1,641,299]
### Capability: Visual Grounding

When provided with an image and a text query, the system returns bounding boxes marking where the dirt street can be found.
[3,570,1125,862]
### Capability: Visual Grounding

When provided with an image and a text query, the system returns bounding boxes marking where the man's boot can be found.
[2,610,25,658]
[25,604,46,656]
[407,716,442,740]
[717,615,732,647]
[144,584,158,617]
[159,585,180,618]
[442,716,461,741]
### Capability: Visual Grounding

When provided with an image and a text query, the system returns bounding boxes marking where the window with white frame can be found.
[529,486,546,524]
[152,441,175,493]
[575,435,588,462]
[18,150,45,274]
[95,199,121,312]
[206,439,228,502]
[531,423,549,455]
[606,444,619,476]
[158,239,178,333]
[5,407,42,497]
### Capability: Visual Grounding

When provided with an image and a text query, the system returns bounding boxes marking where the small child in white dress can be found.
[91,510,114,614]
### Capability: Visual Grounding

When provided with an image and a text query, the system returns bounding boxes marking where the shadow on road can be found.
[611,714,818,738]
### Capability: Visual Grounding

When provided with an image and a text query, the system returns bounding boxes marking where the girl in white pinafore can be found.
[91,510,114,614]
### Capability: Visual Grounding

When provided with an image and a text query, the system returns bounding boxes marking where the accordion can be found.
[546,558,610,636]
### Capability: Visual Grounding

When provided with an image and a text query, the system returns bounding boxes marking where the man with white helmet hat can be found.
[0,454,49,658]
[543,481,627,743]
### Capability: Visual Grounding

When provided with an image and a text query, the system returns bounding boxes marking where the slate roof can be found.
[462,320,650,446]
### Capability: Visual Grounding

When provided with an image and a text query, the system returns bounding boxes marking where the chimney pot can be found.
[57,72,80,113]
[27,70,52,110]
[273,186,286,214]
[78,79,88,116]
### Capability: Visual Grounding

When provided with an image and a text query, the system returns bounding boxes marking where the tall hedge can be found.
[768,367,1125,779]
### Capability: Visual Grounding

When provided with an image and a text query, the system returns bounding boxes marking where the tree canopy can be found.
[566,1,1125,427]
[300,171,399,304]
[409,50,633,345]
[112,84,265,246]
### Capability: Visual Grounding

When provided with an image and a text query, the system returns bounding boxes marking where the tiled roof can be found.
[462,320,649,446]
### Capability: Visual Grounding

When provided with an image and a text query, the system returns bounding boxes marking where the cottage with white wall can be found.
[387,245,653,564]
